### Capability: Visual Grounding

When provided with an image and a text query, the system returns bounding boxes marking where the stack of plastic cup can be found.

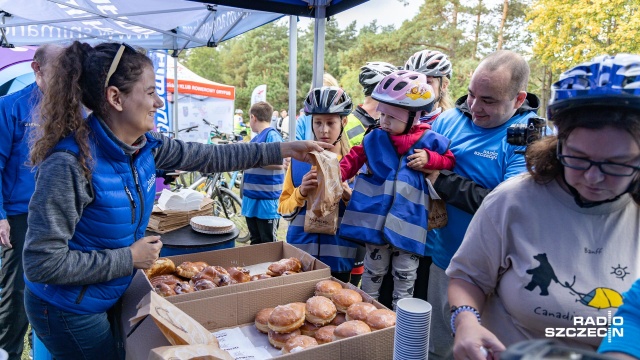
[394,298,432,360]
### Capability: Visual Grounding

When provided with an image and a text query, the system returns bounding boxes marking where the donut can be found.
[174,281,194,294]
[266,258,302,276]
[268,329,300,349]
[192,266,232,287]
[332,289,363,313]
[314,325,336,344]
[282,335,318,354]
[346,302,377,322]
[153,282,176,297]
[227,267,251,284]
[305,296,337,326]
[175,261,209,279]
[366,309,397,330]
[250,274,272,281]
[254,308,274,334]
[268,303,305,333]
[332,320,371,341]
[192,278,216,291]
[298,320,323,337]
[314,280,343,299]
[330,312,347,326]
[150,274,181,287]
[150,274,182,297]
[144,258,175,278]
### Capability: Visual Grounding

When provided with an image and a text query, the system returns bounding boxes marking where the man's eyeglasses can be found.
[104,43,136,88]
[557,143,640,177]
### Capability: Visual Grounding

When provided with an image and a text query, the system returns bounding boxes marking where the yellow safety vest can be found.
[344,114,367,146]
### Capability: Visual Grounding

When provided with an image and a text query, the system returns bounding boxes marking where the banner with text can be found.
[148,50,171,134]
[250,84,267,105]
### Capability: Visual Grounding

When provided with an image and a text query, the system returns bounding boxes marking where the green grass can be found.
[22,326,31,360]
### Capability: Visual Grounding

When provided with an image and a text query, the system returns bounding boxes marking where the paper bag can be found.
[304,151,343,235]
[130,292,219,347]
[426,178,448,230]
[304,205,340,235]
[148,345,232,360]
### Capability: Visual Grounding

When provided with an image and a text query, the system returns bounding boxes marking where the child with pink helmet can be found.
[338,70,455,308]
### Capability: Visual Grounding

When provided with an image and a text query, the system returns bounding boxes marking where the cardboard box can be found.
[120,242,331,341]
[126,278,394,360]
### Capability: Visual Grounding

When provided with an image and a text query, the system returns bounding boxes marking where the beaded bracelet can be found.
[450,305,481,337]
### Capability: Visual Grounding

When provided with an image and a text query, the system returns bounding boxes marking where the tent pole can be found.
[173,55,179,138]
[311,3,326,88]
[288,15,297,142]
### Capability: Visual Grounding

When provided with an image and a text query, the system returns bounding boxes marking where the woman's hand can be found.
[299,169,318,197]
[453,313,506,360]
[341,181,352,202]
[130,235,162,269]
[281,141,333,163]
[0,219,11,249]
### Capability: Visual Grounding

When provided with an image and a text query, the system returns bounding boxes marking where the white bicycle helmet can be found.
[359,61,397,96]
[405,50,452,78]
[235,109,243,114]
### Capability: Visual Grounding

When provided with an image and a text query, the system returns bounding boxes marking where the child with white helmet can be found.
[405,49,454,123]
[338,70,456,308]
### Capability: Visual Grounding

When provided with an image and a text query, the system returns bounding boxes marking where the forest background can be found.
[182,0,640,120]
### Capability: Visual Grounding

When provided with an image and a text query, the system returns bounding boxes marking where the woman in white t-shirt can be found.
[447,54,640,358]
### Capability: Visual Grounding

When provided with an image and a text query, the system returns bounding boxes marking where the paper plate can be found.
[190,216,235,232]
[191,225,235,235]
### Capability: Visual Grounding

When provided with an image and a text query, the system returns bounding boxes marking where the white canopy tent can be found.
[0,0,369,140]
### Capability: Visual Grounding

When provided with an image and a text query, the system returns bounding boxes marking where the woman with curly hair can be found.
[23,41,328,359]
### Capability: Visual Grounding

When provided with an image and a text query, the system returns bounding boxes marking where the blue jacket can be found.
[285,160,358,273]
[0,82,40,219]
[243,128,285,200]
[339,128,450,256]
[24,114,160,314]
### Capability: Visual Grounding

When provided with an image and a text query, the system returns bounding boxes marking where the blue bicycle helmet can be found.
[304,86,353,116]
[548,54,640,120]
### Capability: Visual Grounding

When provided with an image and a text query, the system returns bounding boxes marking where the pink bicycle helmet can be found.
[371,70,436,113]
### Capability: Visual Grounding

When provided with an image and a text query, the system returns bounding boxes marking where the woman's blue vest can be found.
[24,114,160,314]
[339,129,450,256]
[242,128,284,199]
[285,160,357,273]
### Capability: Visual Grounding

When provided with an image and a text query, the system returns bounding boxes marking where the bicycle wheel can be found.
[213,187,250,243]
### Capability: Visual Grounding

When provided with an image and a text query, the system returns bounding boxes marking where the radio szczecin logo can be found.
[545,311,623,343]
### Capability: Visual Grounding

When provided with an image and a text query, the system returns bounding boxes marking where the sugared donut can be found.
[314,325,336,344]
[298,321,322,337]
[282,335,318,354]
[332,320,371,341]
[315,280,342,298]
[366,309,396,330]
[254,307,274,334]
[268,303,305,333]
[332,289,362,313]
[330,312,346,326]
[268,329,300,349]
[305,296,337,326]
[346,302,377,322]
